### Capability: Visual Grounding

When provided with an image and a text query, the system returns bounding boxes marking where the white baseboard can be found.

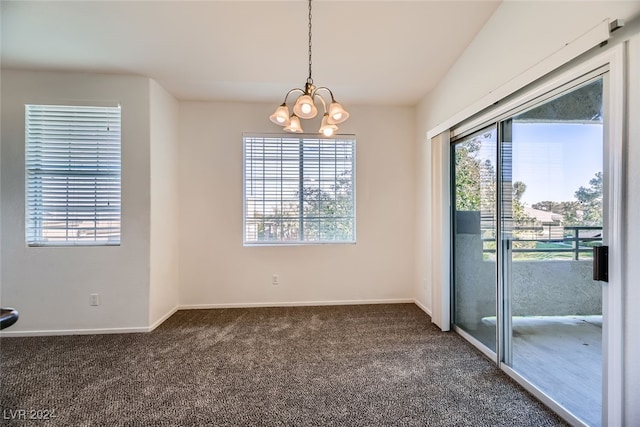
[0,306,180,337]
[0,300,422,337]
[178,298,415,310]
[0,326,149,337]
[413,299,432,317]
[149,305,179,332]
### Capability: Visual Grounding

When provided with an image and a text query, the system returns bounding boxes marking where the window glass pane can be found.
[507,77,603,426]
[243,134,355,245]
[452,126,498,352]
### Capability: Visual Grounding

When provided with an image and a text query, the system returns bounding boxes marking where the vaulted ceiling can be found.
[1,1,501,105]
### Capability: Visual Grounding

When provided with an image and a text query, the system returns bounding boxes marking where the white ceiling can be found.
[1,0,501,106]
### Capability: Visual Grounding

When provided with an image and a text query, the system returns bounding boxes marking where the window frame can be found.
[25,103,122,247]
[243,133,356,246]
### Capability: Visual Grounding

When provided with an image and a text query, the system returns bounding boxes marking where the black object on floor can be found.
[0,307,19,330]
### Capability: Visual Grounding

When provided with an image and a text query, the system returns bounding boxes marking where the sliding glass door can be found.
[452,73,605,426]
[452,127,497,353]
[504,76,604,426]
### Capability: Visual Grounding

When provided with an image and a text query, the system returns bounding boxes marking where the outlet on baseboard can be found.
[90,293,100,306]
[271,274,279,286]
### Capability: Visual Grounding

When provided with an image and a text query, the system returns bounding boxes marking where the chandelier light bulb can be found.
[322,127,334,137]
[319,113,338,137]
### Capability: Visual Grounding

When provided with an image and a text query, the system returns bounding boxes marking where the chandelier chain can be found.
[307,0,313,85]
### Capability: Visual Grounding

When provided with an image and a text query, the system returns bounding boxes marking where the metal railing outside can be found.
[482,226,602,260]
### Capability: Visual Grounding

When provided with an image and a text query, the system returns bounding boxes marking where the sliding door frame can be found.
[446,44,626,426]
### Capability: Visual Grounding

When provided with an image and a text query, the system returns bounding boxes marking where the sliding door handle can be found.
[593,246,608,282]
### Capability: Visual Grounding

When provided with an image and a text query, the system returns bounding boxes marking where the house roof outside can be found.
[524,206,563,225]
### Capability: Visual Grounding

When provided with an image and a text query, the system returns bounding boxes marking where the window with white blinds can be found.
[244,134,356,245]
[25,104,121,246]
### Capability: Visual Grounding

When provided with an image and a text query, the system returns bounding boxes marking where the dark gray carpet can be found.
[0,304,567,426]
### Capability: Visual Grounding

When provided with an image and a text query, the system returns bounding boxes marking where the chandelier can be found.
[269,0,349,136]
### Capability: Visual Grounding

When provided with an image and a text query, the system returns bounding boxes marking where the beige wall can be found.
[149,80,180,327]
[0,70,152,332]
[178,102,416,307]
[0,72,417,331]
[418,1,640,133]
[414,100,433,312]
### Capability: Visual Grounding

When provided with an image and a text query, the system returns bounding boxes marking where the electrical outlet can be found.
[90,293,100,306]
[272,274,279,286]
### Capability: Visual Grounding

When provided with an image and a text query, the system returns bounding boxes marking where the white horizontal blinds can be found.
[245,136,301,243]
[244,135,355,244]
[25,104,122,246]
[302,137,355,242]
